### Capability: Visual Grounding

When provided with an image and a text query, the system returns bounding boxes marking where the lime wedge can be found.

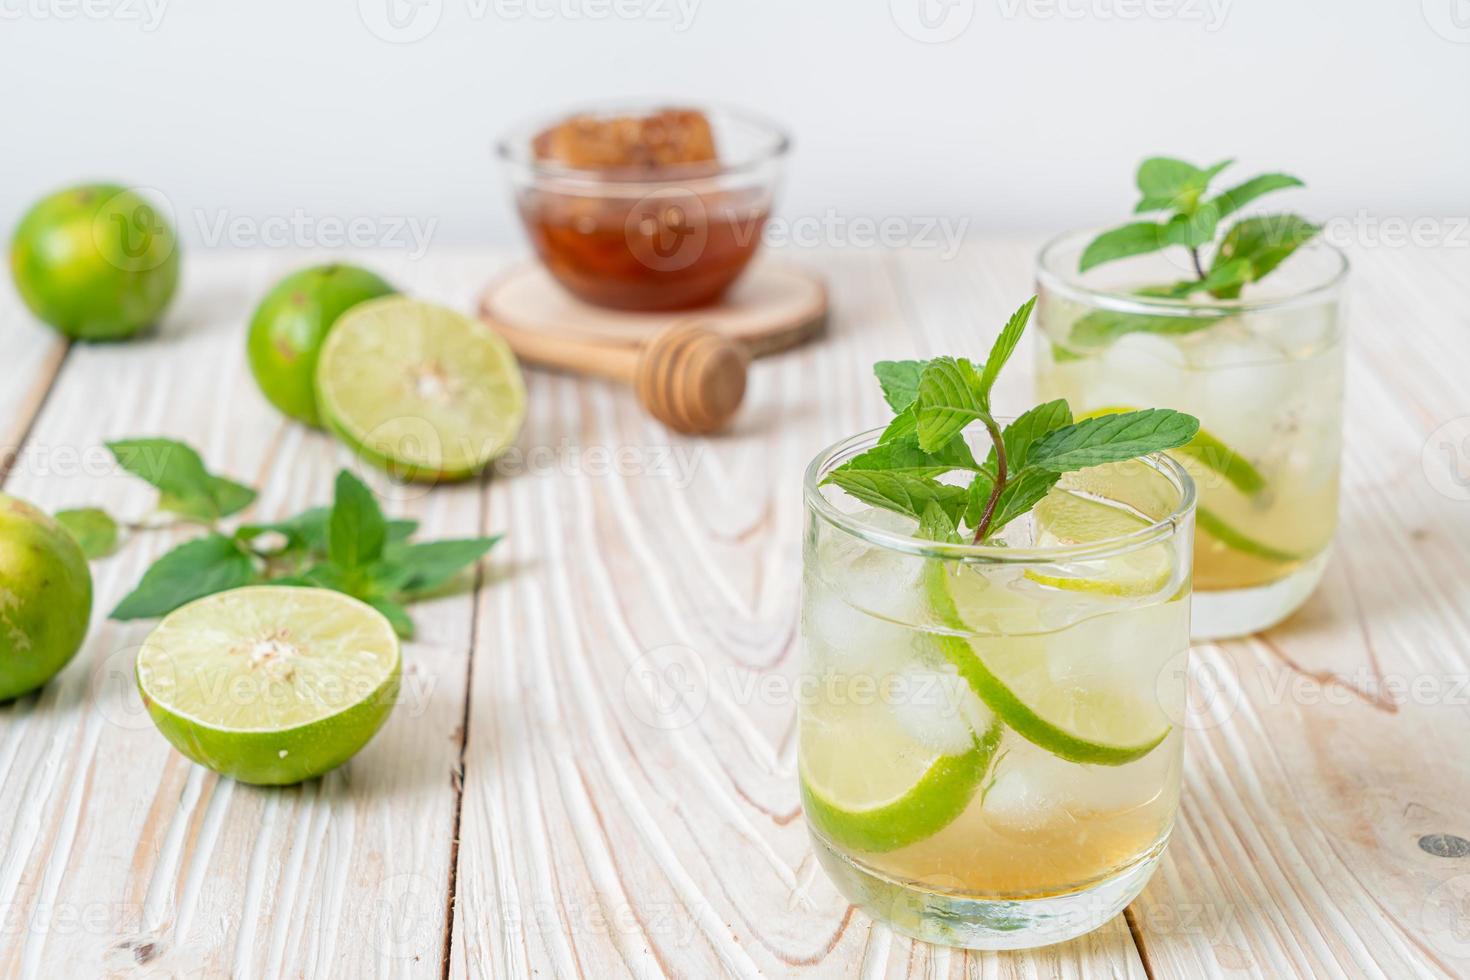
[136,586,401,785]
[1022,490,1173,597]
[316,297,526,483]
[925,563,1169,766]
[1080,405,1265,497]
[800,677,1001,853]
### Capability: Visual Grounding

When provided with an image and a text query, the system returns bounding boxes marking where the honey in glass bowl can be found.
[498,103,789,312]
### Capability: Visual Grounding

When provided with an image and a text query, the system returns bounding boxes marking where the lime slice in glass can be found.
[800,669,1001,854]
[316,296,526,483]
[925,561,1170,766]
[1196,505,1305,564]
[1080,405,1265,497]
[1022,490,1172,597]
[135,586,401,785]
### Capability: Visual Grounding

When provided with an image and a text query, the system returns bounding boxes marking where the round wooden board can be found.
[477,261,827,358]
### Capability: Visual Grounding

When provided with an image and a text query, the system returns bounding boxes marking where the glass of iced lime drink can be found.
[800,432,1195,949]
[1034,233,1346,638]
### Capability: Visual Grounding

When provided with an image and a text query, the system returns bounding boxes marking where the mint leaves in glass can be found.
[1036,157,1347,638]
[800,298,1198,950]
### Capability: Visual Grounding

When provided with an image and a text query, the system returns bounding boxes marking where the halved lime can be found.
[1080,405,1265,497]
[316,297,526,483]
[1022,490,1173,597]
[135,586,401,785]
[801,691,1000,854]
[925,562,1170,766]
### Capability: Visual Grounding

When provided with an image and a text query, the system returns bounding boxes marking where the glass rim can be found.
[494,99,792,184]
[802,426,1197,565]
[1035,227,1349,317]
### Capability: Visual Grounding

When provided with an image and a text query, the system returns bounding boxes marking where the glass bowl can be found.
[496,100,790,312]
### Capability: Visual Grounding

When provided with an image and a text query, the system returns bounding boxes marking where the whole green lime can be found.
[10,183,181,340]
[246,265,396,426]
[0,495,93,701]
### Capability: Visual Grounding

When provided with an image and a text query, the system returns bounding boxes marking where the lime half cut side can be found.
[800,676,1001,854]
[925,562,1170,766]
[316,296,526,483]
[136,586,401,785]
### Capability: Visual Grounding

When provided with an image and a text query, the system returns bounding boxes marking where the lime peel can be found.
[1196,505,1306,564]
[924,561,1169,767]
[802,722,1002,854]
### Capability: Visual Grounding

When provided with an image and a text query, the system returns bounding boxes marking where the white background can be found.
[3,0,1468,250]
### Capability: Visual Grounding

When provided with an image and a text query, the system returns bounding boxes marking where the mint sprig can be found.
[824,298,1199,543]
[73,440,498,638]
[1070,157,1318,345]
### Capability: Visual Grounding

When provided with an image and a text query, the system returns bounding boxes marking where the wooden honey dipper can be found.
[485,320,750,435]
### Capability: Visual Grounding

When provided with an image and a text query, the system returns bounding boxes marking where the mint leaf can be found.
[914,357,986,452]
[966,468,1062,536]
[1210,214,1319,296]
[985,399,1073,474]
[916,501,962,544]
[878,409,918,446]
[375,537,501,595]
[965,403,1073,537]
[990,470,1063,533]
[1197,258,1253,298]
[366,597,415,639]
[1209,173,1303,221]
[1161,201,1220,249]
[55,507,119,559]
[831,439,973,480]
[1028,409,1200,472]
[977,297,1036,400]
[825,470,968,525]
[111,534,258,619]
[327,470,386,571]
[107,438,256,522]
[873,360,928,412]
[1134,157,1230,213]
[1070,308,1218,346]
[240,507,414,556]
[1079,222,1170,273]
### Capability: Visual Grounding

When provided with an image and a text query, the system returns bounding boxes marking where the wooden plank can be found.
[0,249,496,978]
[447,247,1145,978]
[0,294,70,481]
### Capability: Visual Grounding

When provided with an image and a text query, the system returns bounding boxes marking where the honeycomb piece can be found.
[533,109,718,170]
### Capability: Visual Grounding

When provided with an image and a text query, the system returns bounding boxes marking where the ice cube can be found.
[1086,333,1188,411]
[886,661,994,757]
[982,733,1177,834]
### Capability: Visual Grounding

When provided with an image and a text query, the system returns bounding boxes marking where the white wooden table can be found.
[1,241,1467,978]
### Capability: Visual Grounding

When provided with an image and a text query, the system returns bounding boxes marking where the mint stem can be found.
[971,418,1007,544]
[1189,245,1206,280]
